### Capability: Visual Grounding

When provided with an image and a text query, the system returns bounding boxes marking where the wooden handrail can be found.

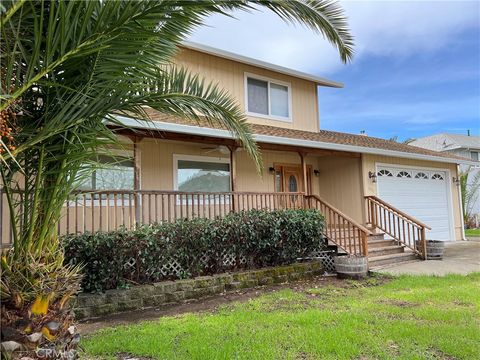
[365,195,431,230]
[365,195,429,259]
[70,190,306,196]
[2,188,374,260]
[308,195,372,234]
[306,194,371,256]
[1,190,310,242]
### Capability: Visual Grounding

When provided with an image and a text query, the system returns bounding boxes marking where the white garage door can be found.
[376,166,453,241]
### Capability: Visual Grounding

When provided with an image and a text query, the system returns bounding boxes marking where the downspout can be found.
[457,164,467,241]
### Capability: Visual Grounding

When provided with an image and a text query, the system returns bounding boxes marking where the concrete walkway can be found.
[374,238,480,276]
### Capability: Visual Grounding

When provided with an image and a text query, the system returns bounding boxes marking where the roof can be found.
[180,41,343,88]
[410,133,480,152]
[114,109,476,166]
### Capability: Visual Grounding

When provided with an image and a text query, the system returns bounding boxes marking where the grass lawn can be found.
[83,274,480,360]
[465,228,480,237]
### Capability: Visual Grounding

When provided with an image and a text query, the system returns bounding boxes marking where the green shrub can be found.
[62,209,326,292]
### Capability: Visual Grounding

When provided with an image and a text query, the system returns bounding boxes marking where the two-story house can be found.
[5,42,475,266]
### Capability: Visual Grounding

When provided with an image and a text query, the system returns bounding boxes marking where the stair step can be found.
[368,252,418,267]
[368,245,405,256]
[368,239,397,248]
[368,240,403,249]
[367,232,385,241]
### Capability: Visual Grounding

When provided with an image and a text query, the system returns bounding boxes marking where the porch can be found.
[0,129,438,264]
[1,188,430,265]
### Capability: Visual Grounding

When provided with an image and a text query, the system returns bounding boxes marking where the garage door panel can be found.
[377,166,452,241]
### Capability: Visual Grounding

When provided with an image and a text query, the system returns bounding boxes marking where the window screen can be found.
[270,83,289,117]
[247,78,268,115]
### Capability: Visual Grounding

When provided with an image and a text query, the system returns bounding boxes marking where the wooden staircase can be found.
[307,194,429,270]
[330,229,420,268]
[367,230,418,268]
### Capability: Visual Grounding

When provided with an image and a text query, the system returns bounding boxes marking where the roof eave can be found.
[114,116,477,166]
[180,41,343,88]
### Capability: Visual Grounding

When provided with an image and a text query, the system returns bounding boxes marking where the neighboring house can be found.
[2,42,477,266]
[410,133,480,223]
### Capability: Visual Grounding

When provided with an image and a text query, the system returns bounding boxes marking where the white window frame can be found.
[173,154,231,205]
[244,72,292,122]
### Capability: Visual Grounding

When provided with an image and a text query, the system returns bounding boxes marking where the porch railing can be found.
[306,195,371,256]
[1,190,306,242]
[1,189,373,258]
[365,195,430,259]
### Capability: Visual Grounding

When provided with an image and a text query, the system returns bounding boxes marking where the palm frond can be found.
[0,0,353,261]
[117,67,262,171]
[251,0,354,63]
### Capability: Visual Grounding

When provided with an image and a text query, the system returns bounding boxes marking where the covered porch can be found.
[1,123,439,263]
[52,126,372,257]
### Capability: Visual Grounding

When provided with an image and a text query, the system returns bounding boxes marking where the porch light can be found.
[313,170,320,177]
[268,166,275,174]
[452,176,460,186]
[368,171,377,183]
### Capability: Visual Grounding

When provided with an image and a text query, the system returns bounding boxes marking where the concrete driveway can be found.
[374,238,480,276]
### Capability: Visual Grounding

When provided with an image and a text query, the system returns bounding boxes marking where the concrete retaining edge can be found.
[74,260,324,320]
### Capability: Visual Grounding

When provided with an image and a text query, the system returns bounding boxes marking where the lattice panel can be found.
[318,254,336,273]
[159,258,184,277]
[304,249,336,273]
[222,251,246,268]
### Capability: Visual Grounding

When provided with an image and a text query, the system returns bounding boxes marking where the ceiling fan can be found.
[200,145,230,155]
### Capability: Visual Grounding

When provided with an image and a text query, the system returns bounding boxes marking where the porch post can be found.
[132,136,142,228]
[299,152,308,193]
[299,151,308,209]
[228,145,238,212]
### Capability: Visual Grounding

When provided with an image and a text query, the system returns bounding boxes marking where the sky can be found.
[188,0,480,141]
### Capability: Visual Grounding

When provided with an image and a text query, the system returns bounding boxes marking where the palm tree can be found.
[0,0,353,355]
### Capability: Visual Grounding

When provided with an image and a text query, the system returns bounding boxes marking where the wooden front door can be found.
[274,164,312,194]
[282,166,304,193]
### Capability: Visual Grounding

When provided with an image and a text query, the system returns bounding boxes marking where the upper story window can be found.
[245,73,291,121]
[471,151,479,161]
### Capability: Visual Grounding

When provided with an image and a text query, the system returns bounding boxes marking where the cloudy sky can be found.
[189,0,480,141]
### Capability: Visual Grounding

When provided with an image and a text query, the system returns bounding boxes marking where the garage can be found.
[376,165,453,241]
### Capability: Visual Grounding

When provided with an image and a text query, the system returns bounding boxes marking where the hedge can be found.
[62,209,326,293]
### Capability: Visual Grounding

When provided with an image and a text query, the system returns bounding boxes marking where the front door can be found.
[282,166,304,193]
[275,165,308,208]
[274,165,311,194]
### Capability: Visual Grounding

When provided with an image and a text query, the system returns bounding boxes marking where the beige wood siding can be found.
[139,138,320,195]
[317,156,364,224]
[174,48,320,132]
[361,154,463,240]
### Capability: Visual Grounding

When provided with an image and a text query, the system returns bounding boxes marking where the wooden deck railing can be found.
[306,195,371,256]
[1,189,306,242]
[1,189,375,258]
[365,195,431,259]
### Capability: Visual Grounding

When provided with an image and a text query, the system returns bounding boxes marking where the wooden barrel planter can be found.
[425,240,445,260]
[334,255,368,279]
[416,240,445,260]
